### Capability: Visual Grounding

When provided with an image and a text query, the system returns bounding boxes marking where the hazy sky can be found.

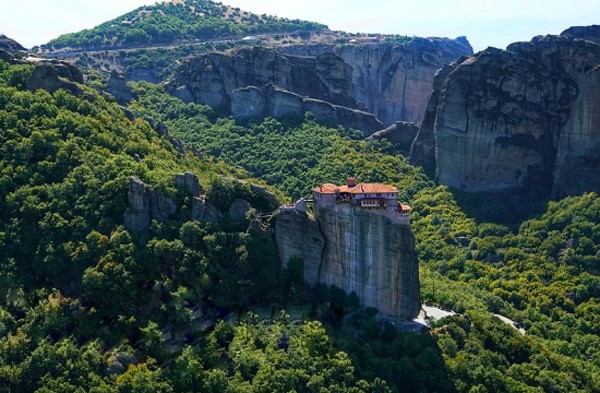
[2,0,600,51]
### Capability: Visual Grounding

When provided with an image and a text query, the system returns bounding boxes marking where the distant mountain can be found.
[43,0,326,51]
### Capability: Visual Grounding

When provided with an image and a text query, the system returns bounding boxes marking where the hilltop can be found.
[43,0,326,51]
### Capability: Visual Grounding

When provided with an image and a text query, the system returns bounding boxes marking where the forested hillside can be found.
[43,0,325,50]
[129,81,600,392]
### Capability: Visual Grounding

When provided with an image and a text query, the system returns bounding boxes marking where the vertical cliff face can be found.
[168,37,472,129]
[334,37,473,125]
[275,205,420,320]
[410,28,600,197]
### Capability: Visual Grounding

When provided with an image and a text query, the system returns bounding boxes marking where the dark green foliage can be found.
[44,0,326,50]
[128,80,600,392]
[1,56,600,393]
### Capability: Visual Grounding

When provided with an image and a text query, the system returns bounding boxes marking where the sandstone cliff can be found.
[367,121,420,156]
[281,37,473,125]
[275,205,420,320]
[168,46,358,111]
[410,28,600,197]
[168,37,472,131]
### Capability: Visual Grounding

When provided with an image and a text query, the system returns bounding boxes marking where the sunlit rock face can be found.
[275,203,420,320]
[410,27,600,197]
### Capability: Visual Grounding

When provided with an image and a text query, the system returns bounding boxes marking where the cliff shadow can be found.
[449,187,550,226]
[327,307,457,393]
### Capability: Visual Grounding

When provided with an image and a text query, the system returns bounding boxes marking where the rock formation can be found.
[367,121,420,156]
[124,177,178,234]
[275,204,420,320]
[231,84,384,135]
[24,59,84,96]
[282,37,473,125]
[124,172,278,234]
[0,35,26,53]
[168,38,472,131]
[107,70,133,104]
[168,46,358,111]
[410,27,600,197]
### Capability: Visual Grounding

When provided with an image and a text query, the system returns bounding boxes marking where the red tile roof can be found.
[314,182,398,194]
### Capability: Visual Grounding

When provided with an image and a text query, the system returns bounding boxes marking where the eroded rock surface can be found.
[107,70,133,104]
[282,37,473,125]
[24,60,84,95]
[368,121,420,156]
[275,204,420,320]
[169,38,472,130]
[410,28,600,197]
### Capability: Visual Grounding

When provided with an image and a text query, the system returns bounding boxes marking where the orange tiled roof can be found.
[313,182,398,194]
[400,204,412,211]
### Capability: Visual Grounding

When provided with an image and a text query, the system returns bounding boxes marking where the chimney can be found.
[347,177,357,188]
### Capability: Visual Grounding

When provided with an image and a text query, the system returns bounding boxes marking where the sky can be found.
[2,0,600,51]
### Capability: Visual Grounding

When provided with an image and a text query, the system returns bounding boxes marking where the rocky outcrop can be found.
[124,177,178,234]
[125,172,279,234]
[282,37,474,125]
[231,85,384,135]
[275,204,420,320]
[107,70,133,104]
[275,211,325,285]
[0,35,26,53]
[169,38,472,130]
[368,121,420,155]
[561,25,600,45]
[124,173,200,234]
[410,28,600,197]
[168,46,358,111]
[24,60,84,96]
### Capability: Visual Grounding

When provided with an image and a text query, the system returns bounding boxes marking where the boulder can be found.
[175,172,202,197]
[0,35,26,53]
[107,70,133,104]
[24,61,83,95]
[368,121,419,155]
[123,177,177,234]
[191,197,222,225]
[228,199,253,222]
[124,177,151,234]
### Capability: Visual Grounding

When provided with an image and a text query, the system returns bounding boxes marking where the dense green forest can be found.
[128,81,600,392]
[0,55,598,391]
[43,0,325,50]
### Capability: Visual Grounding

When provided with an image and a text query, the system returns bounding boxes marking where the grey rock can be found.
[283,37,473,125]
[231,86,266,118]
[191,197,222,225]
[175,172,202,197]
[410,30,600,197]
[275,211,325,286]
[303,98,338,125]
[0,49,14,63]
[267,87,304,118]
[107,70,133,104]
[368,121,420,155]
[24,61,83,95]
[124,177,151,234]
[0,35,26,53]
[228,198,253,222]
[276,204,420,320]
[124,176,177,234]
